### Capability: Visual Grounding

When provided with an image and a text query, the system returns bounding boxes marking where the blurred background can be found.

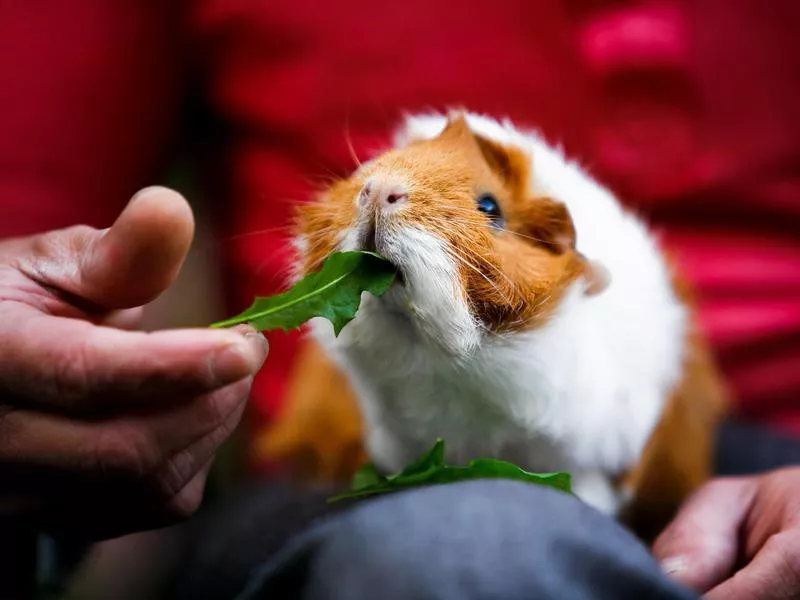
[1,0,798,597]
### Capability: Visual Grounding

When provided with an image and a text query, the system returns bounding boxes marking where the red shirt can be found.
[2,1,799,434]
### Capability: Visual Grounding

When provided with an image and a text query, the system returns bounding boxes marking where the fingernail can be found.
[660,556,689,576]
[212,338,261,384]
[246,332,269,370]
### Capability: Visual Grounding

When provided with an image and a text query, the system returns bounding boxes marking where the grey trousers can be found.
[224,481,697,600]
[159,417,800,599]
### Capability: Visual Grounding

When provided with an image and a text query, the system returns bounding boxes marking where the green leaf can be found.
[351,463,387,491]
[211,251,397,335]
[329,439,572,502]
[392,438,446,479]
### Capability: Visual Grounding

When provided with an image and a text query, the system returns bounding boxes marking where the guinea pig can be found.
[290,111,728,540]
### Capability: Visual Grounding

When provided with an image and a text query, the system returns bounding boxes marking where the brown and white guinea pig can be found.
[291,111,728,539]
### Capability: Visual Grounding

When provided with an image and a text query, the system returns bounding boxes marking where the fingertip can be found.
[653,521,717,589]
[246,332,269,370]
[658,555,697,589]
[653,478,758,593]
[130,185,187,207]
[86,186,196,307]
[124,186,195,247]
[211,332,268,385]
[659,555,690,576]
[230,324,269,368]
[230,323,258,336]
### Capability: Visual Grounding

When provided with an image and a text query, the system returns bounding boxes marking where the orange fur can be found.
[296,115,594,332]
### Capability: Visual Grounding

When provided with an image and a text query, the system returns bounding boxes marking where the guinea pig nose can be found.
[360,178,408,211]
[377,185,408,210]
[385,192,407,205]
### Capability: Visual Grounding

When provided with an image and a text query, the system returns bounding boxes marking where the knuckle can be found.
[207,391,249,450]
[93,425,160,477]
[201,378,252,426]
[153,404,245,500]
[228,376,254,405]
[224,375,253,401]
[158,465,209,521]
[200,390,231,428]
[50,337,94,402]
[153,448,196,499]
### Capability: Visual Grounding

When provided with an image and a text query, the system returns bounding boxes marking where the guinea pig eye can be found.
[476,193,505,228]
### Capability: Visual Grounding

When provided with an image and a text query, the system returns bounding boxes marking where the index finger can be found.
[0,303,267,410]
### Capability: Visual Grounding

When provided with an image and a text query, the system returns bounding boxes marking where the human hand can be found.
[654,467,800,599]
[0,187,267,540]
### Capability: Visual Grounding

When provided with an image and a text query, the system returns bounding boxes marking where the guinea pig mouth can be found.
[359,224,406,285]
[360,222,378,253]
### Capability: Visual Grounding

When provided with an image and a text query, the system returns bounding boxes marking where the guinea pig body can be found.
[294,112,726,526]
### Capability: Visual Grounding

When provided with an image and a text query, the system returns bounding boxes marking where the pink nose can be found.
[359,179,408,209]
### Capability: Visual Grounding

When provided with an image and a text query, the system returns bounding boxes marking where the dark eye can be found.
[476,193,504,228]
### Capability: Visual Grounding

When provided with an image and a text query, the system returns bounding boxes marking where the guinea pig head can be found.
[294,114,605,354]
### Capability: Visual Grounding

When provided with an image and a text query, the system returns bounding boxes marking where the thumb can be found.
[652,477,758,593]
[21,186,195,310]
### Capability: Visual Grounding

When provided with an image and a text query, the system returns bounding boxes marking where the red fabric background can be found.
[1,1,799,436]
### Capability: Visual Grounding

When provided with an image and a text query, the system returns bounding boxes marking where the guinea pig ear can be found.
[473,135,530,195]
[579,255,611,296]
[518,197,611,294]
[517,196,577,254]
[438,112,473,140]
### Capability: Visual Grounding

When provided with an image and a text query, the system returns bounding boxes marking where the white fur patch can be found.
[305,112,686,516]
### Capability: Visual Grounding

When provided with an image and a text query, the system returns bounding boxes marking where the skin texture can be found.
[0,186,268,540]
[654,467,800,600]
